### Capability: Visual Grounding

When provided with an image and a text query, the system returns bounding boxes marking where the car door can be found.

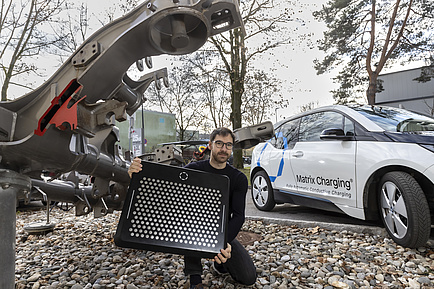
[290,111,357,207]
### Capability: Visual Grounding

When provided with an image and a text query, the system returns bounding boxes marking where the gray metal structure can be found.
[0,1,244,287]
[376,67,434,116]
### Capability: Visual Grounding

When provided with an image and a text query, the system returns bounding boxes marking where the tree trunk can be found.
[366,72,378,105]
[232,82,243,168]
[230,27,245,169]
[1,79,9,101]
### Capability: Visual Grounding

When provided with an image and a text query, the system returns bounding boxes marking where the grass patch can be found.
[239,167,251,187]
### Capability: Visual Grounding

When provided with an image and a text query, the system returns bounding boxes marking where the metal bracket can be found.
[92,177,110,198]
[75,191,92,216]
[72,41,101,67]
[93,198,109,218]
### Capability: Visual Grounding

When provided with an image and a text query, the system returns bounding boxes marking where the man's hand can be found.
[214,243,232,264]
[128,157,142,178]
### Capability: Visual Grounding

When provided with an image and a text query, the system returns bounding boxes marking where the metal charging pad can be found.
[115,161,229,258]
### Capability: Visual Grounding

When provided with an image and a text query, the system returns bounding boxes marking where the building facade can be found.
[376,67,434,116]
[116,110,176,156]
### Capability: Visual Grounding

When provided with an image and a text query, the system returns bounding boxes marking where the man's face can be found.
[209,134,233,164]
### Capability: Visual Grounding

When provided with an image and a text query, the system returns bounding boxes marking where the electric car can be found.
[250,104,434,248]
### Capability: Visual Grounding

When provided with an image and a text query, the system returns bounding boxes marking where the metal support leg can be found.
[0,170,31,289]
[23,187,56,234]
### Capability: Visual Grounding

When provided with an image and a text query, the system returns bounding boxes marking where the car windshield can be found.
[352,106,434,133]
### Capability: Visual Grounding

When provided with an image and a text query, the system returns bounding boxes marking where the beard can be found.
[211,150,230,163]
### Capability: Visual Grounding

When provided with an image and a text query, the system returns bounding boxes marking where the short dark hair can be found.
[209,127,235,143]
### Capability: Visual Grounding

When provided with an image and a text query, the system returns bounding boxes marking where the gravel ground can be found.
[14,205,434,289]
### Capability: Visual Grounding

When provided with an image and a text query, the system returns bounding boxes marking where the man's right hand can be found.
[128,157,143,178]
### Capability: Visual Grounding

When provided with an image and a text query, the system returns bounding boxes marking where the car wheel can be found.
[251,171,275,211]
[379,171,431,248]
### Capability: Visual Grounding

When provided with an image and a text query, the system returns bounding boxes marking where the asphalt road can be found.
[244,189,434,243]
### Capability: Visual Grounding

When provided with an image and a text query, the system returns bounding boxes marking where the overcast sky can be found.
[6,0,422,122]
[6,0,338,119]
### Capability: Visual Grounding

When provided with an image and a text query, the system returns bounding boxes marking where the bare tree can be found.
[180,52,232,131]
[298,100,319,113]
[199,75,231,129]
[422,99,434,117]
[146,64,205,141]
[177,48,289,137]
[242,70,288,125]
[50,2,89,57]
[209,0,311,168]
[0,0,69,101]
[1,0,144,101]
[51,0,141,60]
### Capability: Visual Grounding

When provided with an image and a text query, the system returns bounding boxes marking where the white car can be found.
[250,104,434,248]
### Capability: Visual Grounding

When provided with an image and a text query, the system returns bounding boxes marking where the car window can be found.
[353,106,434,132]
[271,119,300,149]
[281,119,299,149]
[344,117,355,136]
[268,126,280,148]
[299,111,347,142]
[273,123,287,149]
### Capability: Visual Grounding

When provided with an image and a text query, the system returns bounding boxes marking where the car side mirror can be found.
[233,121,274,149]
[320,128,353,141]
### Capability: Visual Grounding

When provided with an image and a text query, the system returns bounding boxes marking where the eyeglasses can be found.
[213,140,233,150]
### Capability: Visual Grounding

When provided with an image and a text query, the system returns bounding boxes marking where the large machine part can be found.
[0,1,243,288]
[0,0,243,213]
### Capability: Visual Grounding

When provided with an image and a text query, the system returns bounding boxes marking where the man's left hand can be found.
[214,243,232,264]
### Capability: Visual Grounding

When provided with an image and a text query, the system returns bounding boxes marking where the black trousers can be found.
[184,239,257,286]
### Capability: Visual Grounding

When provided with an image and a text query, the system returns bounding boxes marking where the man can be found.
[128,127,256,289]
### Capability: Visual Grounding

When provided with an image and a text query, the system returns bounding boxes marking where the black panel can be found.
[115,161,229,258]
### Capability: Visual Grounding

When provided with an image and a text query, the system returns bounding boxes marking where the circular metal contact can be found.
[179,171,189,181]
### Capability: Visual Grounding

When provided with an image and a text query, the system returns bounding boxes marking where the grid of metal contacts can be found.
[128,177,223,248]
[115,161,229,257]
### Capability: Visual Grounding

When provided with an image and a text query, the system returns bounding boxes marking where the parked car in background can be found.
[250,104,434,248]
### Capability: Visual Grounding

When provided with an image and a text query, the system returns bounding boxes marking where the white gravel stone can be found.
[12,206,434,289]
